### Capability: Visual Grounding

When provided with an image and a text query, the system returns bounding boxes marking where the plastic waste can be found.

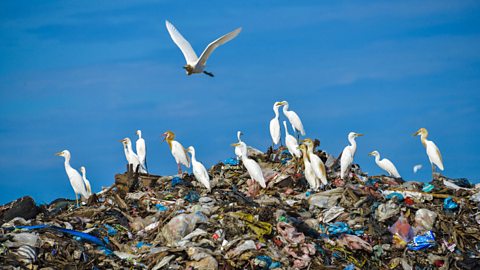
[443,197,459,211]
[155,203,168,211]
[422,183,434,192]
[389,215,414,248]
[184,191,200,203]
[407,231,436,250]
[385,192,404,202]
[161,211,208,246]
[327,222,352,236]
[414,209,437,232]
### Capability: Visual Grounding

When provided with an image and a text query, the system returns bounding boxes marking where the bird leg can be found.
[177,163,183,175]
[431,163,436,180]
[203,71,214,77]
[75,194,79,208]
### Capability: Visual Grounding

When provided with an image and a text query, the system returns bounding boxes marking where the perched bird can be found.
[234,131,243,160]
[281,101,305,137]
[413,128,444,177]
[80,166,92,198]
[136,130,147,172]
[187,146,211,191]
[302,138,328,185]
[368,151,401,178]
[298,144,319,190]
[165,20,242,77]
[269,101,286,146]
[413,164,423,174]
[340,132,363,180]
[162,131,190,175]
[120,138,146,173]
[231,142,266,188]
[55,150,89,206]
[283,121,301,158]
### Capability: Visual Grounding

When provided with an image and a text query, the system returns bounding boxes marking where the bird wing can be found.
[287,111,305,135]
[340,146,353,179]
[197,27,241,66]
[171,141,190,167]
[193,161,210,190]
[136,139,146,162]
[68,168,89,198]
[269,118,280,145]
[381,158,401,178]
[310,154,328,184]
[244,158,266,188]
[426,141,444,170]
[165,20,198,65]
[286,135,301,157]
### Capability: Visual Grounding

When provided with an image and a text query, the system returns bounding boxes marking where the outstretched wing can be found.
[197,27,241,66]
[165,20,198,65]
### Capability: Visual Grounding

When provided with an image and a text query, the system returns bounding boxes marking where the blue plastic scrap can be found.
[12,225,107,247]
[344,264,355,270]
[422,183,435,193]
[385,192,404,201]
[224,158,239,166]
[155,204,168,211]
[184,191,200,203]
[327,222,352,236]
[171,177,183,187]
[407,231,436,250]
[104,224,117,236]
[443,197,459,211]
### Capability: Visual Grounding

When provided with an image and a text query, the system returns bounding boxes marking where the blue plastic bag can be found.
[155,204,168,211]
[443,197,459,211]
[184,191,200,203]
[327,222,352,236]
[422,183,435,193]
[407,231,436,250]
[385,192,404,201]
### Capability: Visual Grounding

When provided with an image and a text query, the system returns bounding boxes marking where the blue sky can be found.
[1,1,479,204]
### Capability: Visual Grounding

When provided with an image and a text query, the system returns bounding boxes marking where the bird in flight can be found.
[165,20,242,77]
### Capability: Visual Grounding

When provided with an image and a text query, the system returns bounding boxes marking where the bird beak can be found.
[300,139,306,143]
[119,139,125,143]
[368,151,374,156]
[231,143,240,147]
[55,152,62,156]
[413,130,420,136]
[356,133,364,137]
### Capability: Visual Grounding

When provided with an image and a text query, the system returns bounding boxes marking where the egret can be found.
[162,131,190,175]
[302,138,328,185]
[298,144,319,190]
[80,166,92,198]
[368,151,401,178]
[55,150,89,207]
[136,130,147,172]
[187,146,211,191]
[413,128,444,177]
[269,101,286,146]
[120,138,146,173]
[231,142,266,188]
[283,121,301,158]
[340,132,363,180]
[165,20,242,77]
[281,101,305,137]
[234,131,243,160]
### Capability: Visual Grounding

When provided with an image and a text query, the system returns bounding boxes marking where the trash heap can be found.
[1,147,480,269]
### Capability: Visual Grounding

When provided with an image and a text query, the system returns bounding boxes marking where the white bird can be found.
[414,128,444,177]
[187,146,211,191]
[299,144,319,190]
[80,166,92,198]
[413,164,423,174]
[165,20,242,77]
[120,138,147,173]
[283,121,301,158]
[281,101,305,137]
[234,131,243,160]
[269,101,286,146]
[55,150,89,206]
[136,130,147,172]
[368,150,401,178]
[302,138,328,185]
[231,141,266,188]
[340,132,363,180]
[162,131,190,175]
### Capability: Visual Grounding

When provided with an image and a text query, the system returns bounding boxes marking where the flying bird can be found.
[231,141,266,188]
[302,138,328,185]
[136,130,147,172]
[120,138,146,173]
[80,166,92,198]
[269,101,285,146]
[299,144,319,190]
[281,101,305,137]
[413,128,444,177]
[165,20,242,77]
[187,146,211,191]
[162,131,190,175]
[55,150,89,207]
[340,132,363,180]
[234,131,243,160]
[283,121,301,158]
[413,164,423,174]
[368,150,401,178]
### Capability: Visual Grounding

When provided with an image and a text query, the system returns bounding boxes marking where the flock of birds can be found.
[55,21,445,206]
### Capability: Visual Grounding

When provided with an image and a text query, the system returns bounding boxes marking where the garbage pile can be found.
[1,147,479,269]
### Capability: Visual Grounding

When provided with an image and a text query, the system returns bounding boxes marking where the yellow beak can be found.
[413,130,420,136]
[55,152,63,156]
[231,143,240,147]
[356,133,364,137]
[368,151,374,156]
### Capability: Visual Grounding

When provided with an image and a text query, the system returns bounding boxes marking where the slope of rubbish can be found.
[1,146,479,269]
